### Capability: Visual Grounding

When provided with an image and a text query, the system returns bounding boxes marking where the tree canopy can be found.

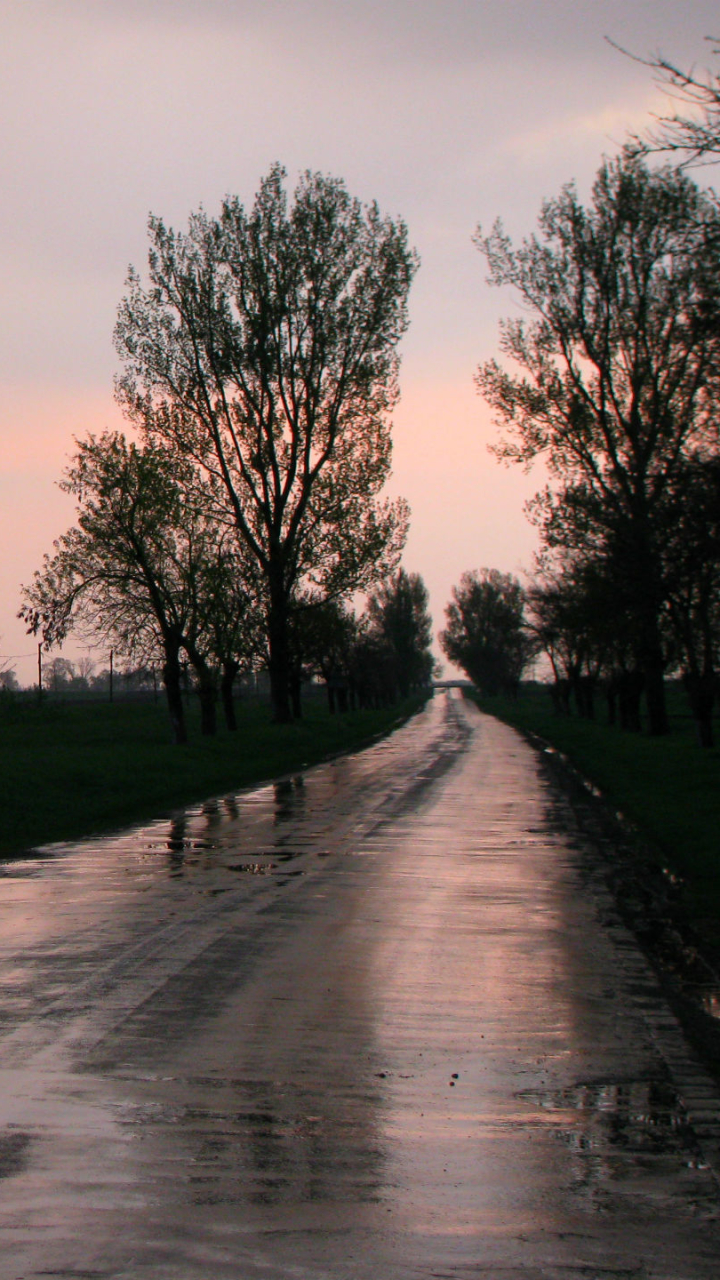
[366,569,434,699]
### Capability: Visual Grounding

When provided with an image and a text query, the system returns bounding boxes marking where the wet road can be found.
[0,691,718,1279]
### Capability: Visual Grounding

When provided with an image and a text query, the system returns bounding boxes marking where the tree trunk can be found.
[268,576,292,723]
[684,671,715,748]
[163,649,188,745]
[184,641,217,736]
[642,650,668,736]
[220,663,239,731]
[578,675,595,720]
[605,676,617,726]
[632,549,669,735]
[290,672,302,720]
[550,678,570,715]
[197,676,217,736]
[619,668,643,732]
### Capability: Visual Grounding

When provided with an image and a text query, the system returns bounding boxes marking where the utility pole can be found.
[109,649,114,703]
[37,644,42,705]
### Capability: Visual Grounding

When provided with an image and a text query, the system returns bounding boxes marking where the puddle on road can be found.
[0,1129,32,1178]
[517,1076,709,1179]
[512,1074,720,1223]
[111,1076,388,1210]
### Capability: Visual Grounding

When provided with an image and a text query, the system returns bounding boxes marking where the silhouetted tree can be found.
[198,546,265,731]
[19,434,258,743]
[366,569,434,699]
[476,152,720,733]
[287,599,358,714]
[347,624,398,709]
[115,165,415,723]
[624,38,720,163]
[661,455,720,745]
[44,657,76,693]
[440,569,535,696]
[528,551,642,725]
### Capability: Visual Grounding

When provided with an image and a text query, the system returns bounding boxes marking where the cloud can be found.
[504,87,668,164]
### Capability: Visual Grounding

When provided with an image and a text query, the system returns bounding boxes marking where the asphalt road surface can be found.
[0,691,718,1279]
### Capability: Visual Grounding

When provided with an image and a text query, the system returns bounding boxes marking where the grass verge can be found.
[470,685,720,926]
[470,684,720,1078]
[0,689,427,859]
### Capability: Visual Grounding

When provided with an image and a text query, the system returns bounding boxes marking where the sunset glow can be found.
[1,1,716,681]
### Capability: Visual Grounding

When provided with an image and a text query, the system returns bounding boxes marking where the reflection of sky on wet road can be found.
[0,692,717,1277]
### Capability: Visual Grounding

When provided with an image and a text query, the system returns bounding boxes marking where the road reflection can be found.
[0,693,716,1278]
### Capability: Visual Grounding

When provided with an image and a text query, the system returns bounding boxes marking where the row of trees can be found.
[476,152,720,742]
[19,424,433,738]
[20,168,434,741]
[453,43,720,746]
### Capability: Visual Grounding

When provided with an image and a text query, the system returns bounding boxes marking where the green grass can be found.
[0,689,427,859]
[469,685,720,946]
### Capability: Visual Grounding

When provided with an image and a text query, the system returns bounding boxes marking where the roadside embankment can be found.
[0,690,428,860]
[468,685,720,1083]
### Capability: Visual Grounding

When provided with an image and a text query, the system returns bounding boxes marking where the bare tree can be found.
[617,37,720,164]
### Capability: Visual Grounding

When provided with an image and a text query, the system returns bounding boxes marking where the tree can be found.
[476,152,720,734]
[528,552,642,725]
[19,433,257,744]
[196,544,265,731]
[660,454,720,746]
[366,568,434,699]
[44,658,76,693]
[528,561,606,719]
[622,38,720,163]
[288,599,358,714]
[440,569,535,696]
[76,656,97,687]
[115,164,416,723]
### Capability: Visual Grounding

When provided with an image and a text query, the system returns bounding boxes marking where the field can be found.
[0,689,428,860]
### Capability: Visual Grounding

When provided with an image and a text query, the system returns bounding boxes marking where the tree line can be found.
[441,43,720,748]
[19,424,435,742]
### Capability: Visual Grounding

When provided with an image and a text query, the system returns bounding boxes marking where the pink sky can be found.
[1,1,717,682]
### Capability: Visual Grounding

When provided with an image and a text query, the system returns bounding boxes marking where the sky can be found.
[1,0,718,682]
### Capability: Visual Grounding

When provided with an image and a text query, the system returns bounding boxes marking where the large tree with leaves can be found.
[440,569,535,696]
[476,152,720,734]
[366,568,434,699]
[115,164,415,722]
[659,454,720,746]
